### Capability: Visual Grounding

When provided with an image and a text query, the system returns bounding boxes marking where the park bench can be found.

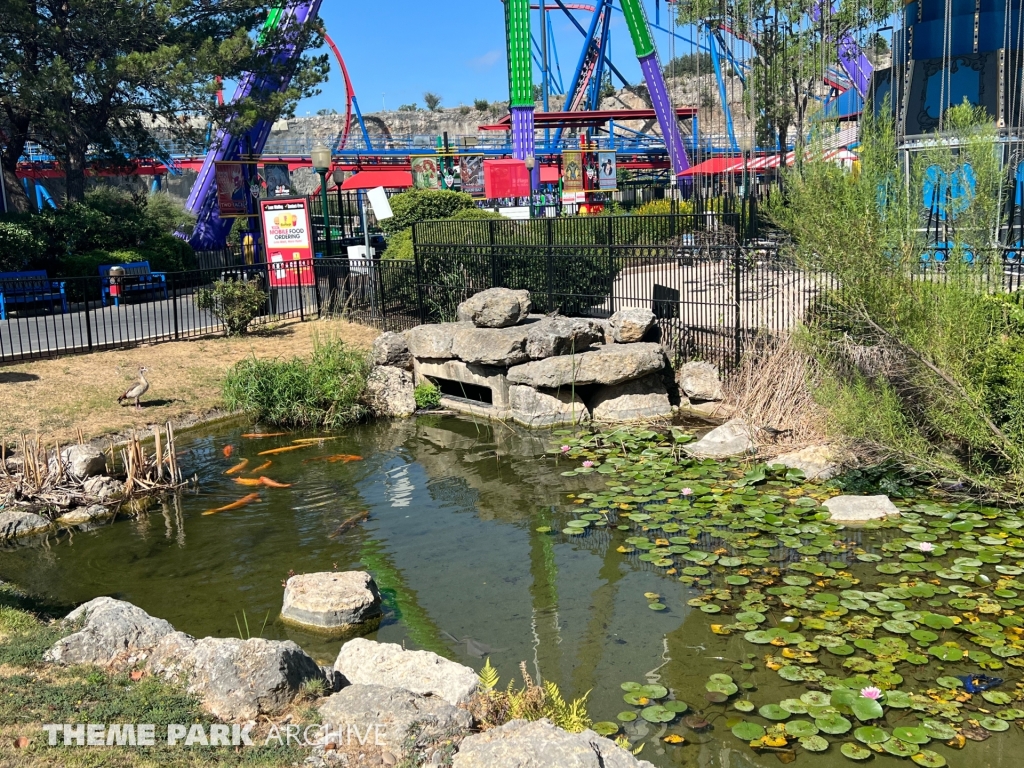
[99,261,168,305]
[0,270,68,320]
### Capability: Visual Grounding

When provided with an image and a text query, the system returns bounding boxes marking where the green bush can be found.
[223,340,371,428]
[380,189,476,235]
[0,220,44,271]
[386,227,414,260]
[194,280,267,335]
[414,382,441,409]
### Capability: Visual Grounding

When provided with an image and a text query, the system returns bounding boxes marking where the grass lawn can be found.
[0,319,379,446]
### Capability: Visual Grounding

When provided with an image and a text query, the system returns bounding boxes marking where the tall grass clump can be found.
[769,102,1024,496]
[223,338,371,428]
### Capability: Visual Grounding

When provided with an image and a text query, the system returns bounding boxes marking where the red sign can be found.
[483,159,531,199]
[259,198,316,287]
[215,161,250,218]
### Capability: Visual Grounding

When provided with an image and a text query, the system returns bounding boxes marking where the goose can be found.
[117,367,149,410]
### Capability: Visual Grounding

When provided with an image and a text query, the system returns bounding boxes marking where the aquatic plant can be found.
[413,382,441,410]
[473,660,592,734]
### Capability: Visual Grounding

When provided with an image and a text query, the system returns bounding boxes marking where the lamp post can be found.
[311,143,332,257]
[737,134,754,241]
[524,155,536,217]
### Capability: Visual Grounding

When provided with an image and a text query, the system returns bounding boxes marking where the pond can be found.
[1,416,1022,768]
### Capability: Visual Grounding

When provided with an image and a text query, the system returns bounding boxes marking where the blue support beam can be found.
[708,28,739,151]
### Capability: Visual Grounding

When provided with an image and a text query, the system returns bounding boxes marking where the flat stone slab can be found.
[318,684,472,758]
[281,571,382,635]
[45,596,174,667]
[507,343,664,388]
[452,324,531,367]
[457,288,531,328]
[677,361,725,402]
[525,316,603,359]
[56,504,113,526]
[0,511,52,539]
[333,637,478,706]
[509,385,589,428]
[590,375,672,422]
[403,322,471,360]
[683,419,756,458]
[452,719,656,768]
[774,445,843,481]
[823,494,900,524]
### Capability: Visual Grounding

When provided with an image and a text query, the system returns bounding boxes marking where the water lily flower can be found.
[681,487,694,496]
[918,542,934,552]
[560,445,571,452]
[860,686,883,700]
[582,461,594,468]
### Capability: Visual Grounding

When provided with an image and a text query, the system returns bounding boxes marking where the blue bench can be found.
[100,261,168,305]
[0,270,67,320]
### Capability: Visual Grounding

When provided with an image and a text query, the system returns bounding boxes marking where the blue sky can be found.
[300,1,696,116]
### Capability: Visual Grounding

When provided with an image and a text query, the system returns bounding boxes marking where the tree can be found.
[473,99,490,111]
[0,1,328,203]
[423,92,442,111]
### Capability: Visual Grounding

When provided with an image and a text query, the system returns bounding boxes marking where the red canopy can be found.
[677,156,744,176]
[540,164,560,183]
[341,169,413,190]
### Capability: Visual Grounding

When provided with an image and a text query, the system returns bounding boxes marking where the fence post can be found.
[607,216,614,315]
[297,263,305,321]
[172,273,180,340]
[546,217,554,312]
[733,247,742,370]
[84,281,94,353]
[489,219,497,287]
[413,224,427,324]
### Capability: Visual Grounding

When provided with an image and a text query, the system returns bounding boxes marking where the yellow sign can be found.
[562,151,584,193]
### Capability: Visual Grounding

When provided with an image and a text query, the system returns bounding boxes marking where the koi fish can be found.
[248,460,272,473]
[223,445,234,457]
[242,433,287,438]
[303,454,364,464]
[203,493,260,516]
[328,509,369,538]
[234,477,263,486]
[259,476,292,488]
[258,444,311,456]
[292,437,339,444]
[225,459,249,475]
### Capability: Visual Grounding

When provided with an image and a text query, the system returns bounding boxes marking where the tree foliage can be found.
[378,189,476,235]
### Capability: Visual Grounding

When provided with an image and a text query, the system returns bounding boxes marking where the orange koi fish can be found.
[303,454,364,464]
[225,459,249,475]
[242,433,287,438]
[248,460,272,473]
[291,437,339,444]
[203,493,260,516]
[223,445,234,457]
[258,444,310,456]
[259,476,292,488]
[234,477,263,486]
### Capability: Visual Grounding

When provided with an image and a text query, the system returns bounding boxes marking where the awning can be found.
[678,148,858,176]
[540,164,560,183]
[677,156,744,176]
[341,169,413,190]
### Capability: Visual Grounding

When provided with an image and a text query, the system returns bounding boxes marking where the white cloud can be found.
[468,49,502,71]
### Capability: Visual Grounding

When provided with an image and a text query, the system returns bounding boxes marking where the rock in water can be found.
[82,475,125,500]
[365,366,416,418]
[457,288,530,328]
[677,361,724,402]
[403,323,469,360]
[280,571,382,635]
[509,385,589,428]
[608,307,656,343]
[451,325,531,366]
[372,332,413,370]
[524,316,604,359]
[823,495,900,524]
[0,511,52,540]
[333,637,478,706]
[318,684,472,758]
[774,445,843,481]
[452,719,657,768]
[50,444,107,480]
[684,419,757,458]
[147,635,324,721]
[56,504,113,526]
[589,375,672,422]
[45,597,174,666]
[507,343,665,388]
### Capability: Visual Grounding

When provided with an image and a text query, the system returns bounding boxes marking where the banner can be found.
[263,163,292,198]
[410,156,441,189]
[598,152,617,190]
[259,198,316,287]
[459,155,486,197]
[214,162,249,218]
[562,151,584,193]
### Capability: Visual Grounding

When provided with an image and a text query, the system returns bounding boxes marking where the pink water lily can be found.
[582,461,594,468]
[917,542,934,552]
[860,686,883,700]
[560,445,571,452]
[681,487,694,496]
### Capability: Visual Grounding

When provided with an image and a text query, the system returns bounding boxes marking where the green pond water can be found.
[1,415,1022,768]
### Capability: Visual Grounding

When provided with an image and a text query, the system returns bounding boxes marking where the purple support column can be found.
[511,105,540,189]
[638,54,691,175]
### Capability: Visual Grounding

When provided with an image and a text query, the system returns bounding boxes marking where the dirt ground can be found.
[0,318,379,446]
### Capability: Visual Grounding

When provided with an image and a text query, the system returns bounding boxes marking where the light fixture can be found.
[738,134,754,154]
[332,168,345,185]
[524,155,536,170]
[311,143,332,173]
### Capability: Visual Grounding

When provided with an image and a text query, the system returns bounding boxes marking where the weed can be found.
[470,659,592,734]
[413,382,441,410]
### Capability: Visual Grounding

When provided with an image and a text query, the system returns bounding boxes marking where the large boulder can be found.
[677,361,724,402]
[524,317,603,359]
[0,511,52,540]
[56,504,113,527]
[45,597,174,666]
[365,366,416,418]
[774,445,843,481]
[452,325,530,367]
[452,719,656,768]
[589,375,672,422]
[608,307,655,343]
[371,332,413,370]
[403,323,469,360]
[507,343,665,389]
[83,475,125,500]
[318,684,472,758]
[509,385,589,428]
[280,571,382,635]
[823,495,900,524]
[333,638,478,707]
[684,419,756,458]
[457,288,531,328]
[147,635,324,721]
[50,444,107,481]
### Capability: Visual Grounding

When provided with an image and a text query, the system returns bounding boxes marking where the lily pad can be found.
[980,717,1009,732]
[854,726,890,744]
[892,727,930,745]
[816,713,853,735]
[921,721,956,740]
[617,711,638,722]
[663,700,689,713]
[910,750,947,768]
[639,684,668,699]
[800,735,830,752]
[731,721,766,741]
[785,720,820,737]
[593,722,619,736]
[733,700,756,713]
[882,739,919,757]
[641,705,677,723]
[851,697,885,722]
[759,704,791,721]
[841,742,873,760]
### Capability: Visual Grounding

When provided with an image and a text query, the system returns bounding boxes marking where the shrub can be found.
[194,280,267,335]
[471,660,592,734]
[0,219,44,271]
[474,99,489,110]
[380,189,476,235]
[385,227,414,260]
[223,339,371,428]
[414,382,441,409]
